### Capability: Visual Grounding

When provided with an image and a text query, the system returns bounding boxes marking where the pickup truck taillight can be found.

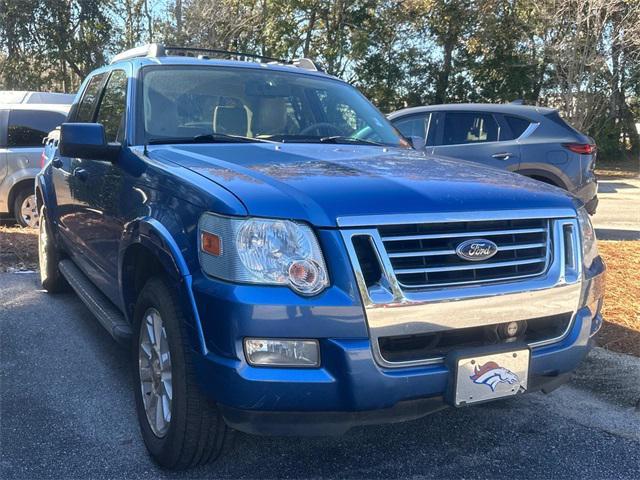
[563,143,597,155]
[40,150,47,169]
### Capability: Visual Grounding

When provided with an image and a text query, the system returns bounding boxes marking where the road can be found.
[1,273,639,479]
[592,177,640,240]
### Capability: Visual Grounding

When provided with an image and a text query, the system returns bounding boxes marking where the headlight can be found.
[198,213,328,295]
[577,206,598,269]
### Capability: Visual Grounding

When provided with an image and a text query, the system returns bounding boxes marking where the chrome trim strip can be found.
[498,242,547,252]
[519,121,540,140]
[397,269,550,290]
[378,313,577,367]
[337,208,576,228]
[381,227,546,242]
[389,248,457,258]
[394,257,545,275]
[340,212,583,368]
[387,242,546,258]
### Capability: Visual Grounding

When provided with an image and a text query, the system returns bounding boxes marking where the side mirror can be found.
[59,123,120,161]
[408,136,426,150]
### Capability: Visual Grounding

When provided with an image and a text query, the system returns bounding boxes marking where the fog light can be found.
[497,321,526,341]
[244,338,320,367]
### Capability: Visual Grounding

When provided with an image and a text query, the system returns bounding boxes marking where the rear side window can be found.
[504,115,531,138]
[393,114,430,139]
[442,112,499,145]
[75,73,106,122]
[7,110,66,147]
[95,70,128,142]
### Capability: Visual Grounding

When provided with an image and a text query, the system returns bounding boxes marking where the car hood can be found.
[148,143,576,227]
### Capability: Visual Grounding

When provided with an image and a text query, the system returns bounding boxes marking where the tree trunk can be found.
[620,100,640,156]
[144,0,153,42]
[434,37,455,104]
[175,0,182,37]
[303,9,316,58]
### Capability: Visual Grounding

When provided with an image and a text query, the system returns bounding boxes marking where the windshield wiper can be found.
[318,135,386,146]
[147,133,269,145]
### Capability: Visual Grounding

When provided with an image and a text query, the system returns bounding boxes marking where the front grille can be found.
[378,218,550,288]
[378,313,573,363]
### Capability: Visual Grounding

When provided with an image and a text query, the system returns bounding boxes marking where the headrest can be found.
[213,105,248,136]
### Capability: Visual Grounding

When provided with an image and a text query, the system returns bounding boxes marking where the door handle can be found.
[52,158,63,168]
[73,168,88,181]
[492,152,514,160]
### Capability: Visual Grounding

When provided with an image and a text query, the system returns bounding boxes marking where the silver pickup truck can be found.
[0,103,70,227]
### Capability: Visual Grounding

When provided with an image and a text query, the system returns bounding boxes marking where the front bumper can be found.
[193,304,600,435]
[188,218,605,436]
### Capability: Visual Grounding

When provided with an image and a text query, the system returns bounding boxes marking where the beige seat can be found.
[253,98,288,136]
[213,105,248,136]
[145,89,179,137]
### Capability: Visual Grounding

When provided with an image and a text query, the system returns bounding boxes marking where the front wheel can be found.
[132,277,232,469]
[38,207,67,293]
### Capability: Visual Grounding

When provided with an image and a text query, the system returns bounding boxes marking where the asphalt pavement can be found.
[592,177,640,240]
[1,272,639,479]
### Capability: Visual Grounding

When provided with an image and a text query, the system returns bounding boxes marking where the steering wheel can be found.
[299,122,344,136]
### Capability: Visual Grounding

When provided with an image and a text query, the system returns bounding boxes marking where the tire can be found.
[38,207,67,293]
[132,277,232,470]
[13,187,39,228]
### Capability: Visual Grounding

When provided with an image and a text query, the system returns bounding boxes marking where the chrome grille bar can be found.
[388,242,547,258]
[395,257,546,275]
[381,227,546,242]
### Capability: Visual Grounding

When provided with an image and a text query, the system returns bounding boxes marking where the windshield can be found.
[141,66,407,147]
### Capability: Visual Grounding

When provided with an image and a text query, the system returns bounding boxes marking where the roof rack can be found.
[110,43,320,71]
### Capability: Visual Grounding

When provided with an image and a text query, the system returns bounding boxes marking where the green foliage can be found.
[590,118,625,161]
[1,0,638,160]
[0,0,114,92]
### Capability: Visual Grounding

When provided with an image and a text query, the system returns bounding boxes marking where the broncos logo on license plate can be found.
[469,361,520,392]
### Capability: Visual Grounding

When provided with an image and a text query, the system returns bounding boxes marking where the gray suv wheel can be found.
[14,190,38,228]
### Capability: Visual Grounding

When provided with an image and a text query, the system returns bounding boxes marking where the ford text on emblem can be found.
[456,239,499,261]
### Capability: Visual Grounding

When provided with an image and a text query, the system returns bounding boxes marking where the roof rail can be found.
[110,43,320,71]
[110,44,165,64]
[291,58,319,71]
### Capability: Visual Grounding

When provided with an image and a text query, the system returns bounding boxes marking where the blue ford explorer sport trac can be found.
[36,44,606,470]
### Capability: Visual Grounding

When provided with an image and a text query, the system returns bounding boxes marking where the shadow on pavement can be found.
[597,181,639,194]
[595,228,640,241]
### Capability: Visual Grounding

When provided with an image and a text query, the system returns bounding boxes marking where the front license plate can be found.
[454,349,529,407]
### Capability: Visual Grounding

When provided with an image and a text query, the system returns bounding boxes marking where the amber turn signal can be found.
[201,231,222,256]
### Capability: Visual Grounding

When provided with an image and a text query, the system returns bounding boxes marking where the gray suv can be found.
[0,103,70,227]
[389,104,598,214]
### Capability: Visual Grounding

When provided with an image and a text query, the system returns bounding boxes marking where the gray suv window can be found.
[442,112,499,145]
[7,110,66,147]
[394,114,430,139]
[504,115,531,138]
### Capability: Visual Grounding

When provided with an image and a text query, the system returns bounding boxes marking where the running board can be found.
[58,259,132,344]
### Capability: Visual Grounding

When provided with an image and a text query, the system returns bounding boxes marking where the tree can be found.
[0,0,114,92]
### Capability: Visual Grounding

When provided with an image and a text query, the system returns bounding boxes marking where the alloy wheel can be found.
[20,194,38,228]
[139,308,173,438]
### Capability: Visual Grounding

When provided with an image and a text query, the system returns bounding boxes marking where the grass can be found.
[0,224,38,272]
[596,241,640,357]
[1,227,638,356]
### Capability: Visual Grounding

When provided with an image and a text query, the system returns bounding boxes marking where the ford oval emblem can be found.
[456,239,498,262]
